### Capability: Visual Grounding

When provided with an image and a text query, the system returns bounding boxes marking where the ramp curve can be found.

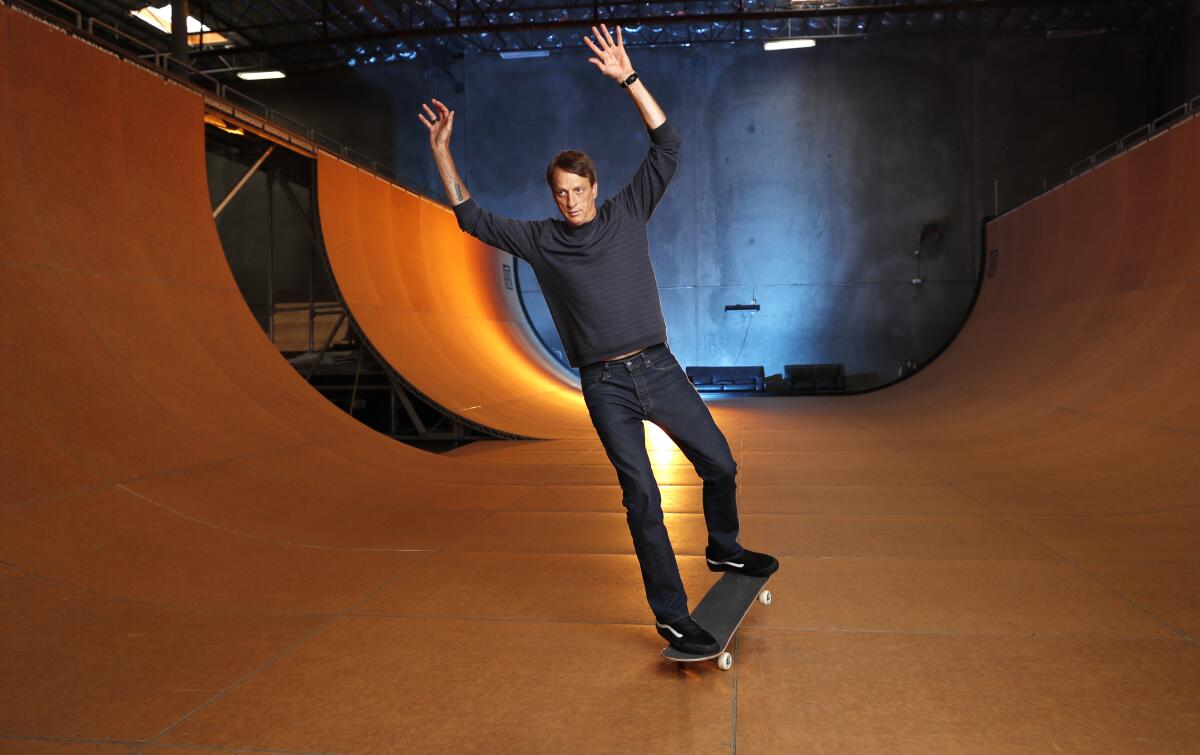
[315,152,598,438]
[3,3,1199,747]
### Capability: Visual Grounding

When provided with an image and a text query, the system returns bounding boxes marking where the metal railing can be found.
[996,94,1200,219]
[993,177,1048,216]
[7,0,424,196]
[1067,99,1199,178]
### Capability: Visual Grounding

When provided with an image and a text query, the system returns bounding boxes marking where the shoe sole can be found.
[656,626,719,655]
[706,557,779,577]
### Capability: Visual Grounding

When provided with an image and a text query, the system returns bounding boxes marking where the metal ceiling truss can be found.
[14,0,1190,75]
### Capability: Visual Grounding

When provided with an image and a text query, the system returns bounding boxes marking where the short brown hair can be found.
[545,150,597,189]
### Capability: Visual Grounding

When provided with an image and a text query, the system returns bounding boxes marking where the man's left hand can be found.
[584,23,634,83]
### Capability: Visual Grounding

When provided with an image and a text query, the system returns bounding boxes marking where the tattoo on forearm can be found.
[453,182,464,201]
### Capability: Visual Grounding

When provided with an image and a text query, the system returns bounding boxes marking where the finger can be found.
[587,58,604,71]
[591,25,608,50]
[422,103,435,118]
[434,100,450,116]
[583,36,602,56]
[601,23,615,47]
[616,25,623,47]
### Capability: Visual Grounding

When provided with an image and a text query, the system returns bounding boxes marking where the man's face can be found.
[551,167,599,226]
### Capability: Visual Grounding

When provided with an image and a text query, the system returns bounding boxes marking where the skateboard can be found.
[661,571,772,671]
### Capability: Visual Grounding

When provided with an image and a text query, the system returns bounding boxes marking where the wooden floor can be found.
[1,5,1198,753]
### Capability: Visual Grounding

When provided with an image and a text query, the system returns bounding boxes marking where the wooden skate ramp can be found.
[0,8,665,740]
[2,4,1199,750]
[0,5,622,610]
[315,151,598,438]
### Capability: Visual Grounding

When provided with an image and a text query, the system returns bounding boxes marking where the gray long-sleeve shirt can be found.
[452,119,682,368]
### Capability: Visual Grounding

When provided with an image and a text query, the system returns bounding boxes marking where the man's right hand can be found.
[418,98,454,153]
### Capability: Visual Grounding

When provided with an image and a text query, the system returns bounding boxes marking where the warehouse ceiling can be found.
[35,0,1192,75]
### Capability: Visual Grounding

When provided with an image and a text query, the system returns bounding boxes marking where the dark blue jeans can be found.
[579,342,742,623]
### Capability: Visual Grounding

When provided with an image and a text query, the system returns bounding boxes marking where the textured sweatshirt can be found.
[452,119,682,367]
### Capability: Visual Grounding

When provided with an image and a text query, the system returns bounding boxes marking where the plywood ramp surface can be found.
[2,6,1198,752]
[317,151,600,437]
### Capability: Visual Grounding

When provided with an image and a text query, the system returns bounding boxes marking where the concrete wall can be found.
[235,29,1166,383]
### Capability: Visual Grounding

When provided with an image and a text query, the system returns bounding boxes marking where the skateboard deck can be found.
[661,571,772,670]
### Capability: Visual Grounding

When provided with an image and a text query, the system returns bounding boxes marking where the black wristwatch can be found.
[619,71,639,88]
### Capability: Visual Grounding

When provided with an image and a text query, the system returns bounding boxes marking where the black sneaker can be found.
[655,615,720,655]
[706,548,779,577]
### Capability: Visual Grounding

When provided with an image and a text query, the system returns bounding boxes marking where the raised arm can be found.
[419,99,471,206]
[418,98,539,259]
[584,23,666,130]
[584,25,680,221]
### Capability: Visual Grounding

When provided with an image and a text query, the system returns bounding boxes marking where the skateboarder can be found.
[419,23,778,655]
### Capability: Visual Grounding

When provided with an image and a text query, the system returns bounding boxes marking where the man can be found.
[419,23,778,655]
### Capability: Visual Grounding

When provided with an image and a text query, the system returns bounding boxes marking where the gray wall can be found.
[238,29,1170,383]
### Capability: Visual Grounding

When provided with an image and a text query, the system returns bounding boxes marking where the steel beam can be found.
[212,144,275,219]
[191,0,1183,58]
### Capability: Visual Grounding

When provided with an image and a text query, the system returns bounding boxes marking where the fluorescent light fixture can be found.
[131,5,229,45]
[499,50,550,60]
[763,38,817,51]
[237,70,287,80]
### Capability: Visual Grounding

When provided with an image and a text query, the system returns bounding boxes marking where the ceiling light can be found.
[499,50,550,60]
[237,70,286,81]
[764,39,817,51]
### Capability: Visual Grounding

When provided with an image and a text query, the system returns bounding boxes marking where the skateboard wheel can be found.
[717,652,733,671]
[758,589,772,606]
